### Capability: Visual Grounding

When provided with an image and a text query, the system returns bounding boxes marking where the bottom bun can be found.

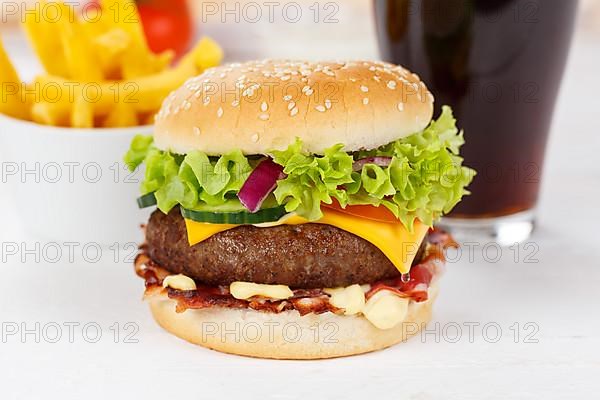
[148,287,438,359]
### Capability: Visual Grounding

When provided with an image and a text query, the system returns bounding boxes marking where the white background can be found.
[1,1,599,398]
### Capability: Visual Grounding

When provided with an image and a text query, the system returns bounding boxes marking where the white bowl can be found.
[0,114,153,245]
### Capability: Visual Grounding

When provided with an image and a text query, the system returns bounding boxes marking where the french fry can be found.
[191,37,225,71]
[21,1,69,77]
[55,2,104,81]
[70,96,94,128]
[13,0,224,129]
[35,66,190,116]
[80,3,112,38]
[103,101,138,127]
[93,28,131,80]
[156,50,176,71]
[33,37,224,117]
[30,102,69,126]
[0,38,29,120]
[100,0,172,78]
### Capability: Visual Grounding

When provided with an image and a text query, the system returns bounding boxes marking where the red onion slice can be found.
[238,158,285,213]
[352,156,392,172]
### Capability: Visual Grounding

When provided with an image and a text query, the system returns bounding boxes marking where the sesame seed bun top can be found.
[153,60,434,155]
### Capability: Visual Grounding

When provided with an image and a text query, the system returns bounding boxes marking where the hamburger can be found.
[124,60,474,359]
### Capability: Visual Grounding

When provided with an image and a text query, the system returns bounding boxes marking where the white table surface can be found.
[1,8,600,400]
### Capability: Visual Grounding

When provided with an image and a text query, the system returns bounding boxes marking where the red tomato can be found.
[88,0,194,59]
[136,0,194,58]
[322,199,399,223]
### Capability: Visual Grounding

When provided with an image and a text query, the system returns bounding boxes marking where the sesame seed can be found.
[283,95,292,101]
[232,100,240,107]
[259,113,269,121]
[183,101,191,111]
[397,102,404,111]
[217,107,223,118]
[349,78,357,82]
[325,99,332,109]
[360,85,369,93]
[373,76,381,82]
[193,126,201,136]
[203,97,210,106]
[290,107,299,117]
[251,133,259,142]
[288,101,296,110]
[261,101,268,112]
[194,90,202,98]
[302,86,311,93]
[315,105,326,112]
[305,88,314,96]
[387,80,397,90]
[363,98,369,105]
[281,75,291,81]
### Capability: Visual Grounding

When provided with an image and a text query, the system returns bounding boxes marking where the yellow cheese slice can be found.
[185,209,429,274]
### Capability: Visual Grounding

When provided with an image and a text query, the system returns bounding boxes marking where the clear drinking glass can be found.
[374,0,578,244]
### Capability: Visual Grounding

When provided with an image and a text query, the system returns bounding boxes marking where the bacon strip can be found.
[134,227,454,315]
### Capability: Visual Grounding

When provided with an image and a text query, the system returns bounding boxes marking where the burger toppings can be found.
[230,282,293,300]
[183,207,429,274]
[145,208,423,287]
[362,291,410,330]
[180,204,287,224]
[324,284,366,315]
[135,227,454,329]
[162,274,197,291]
[124,106,474,231]
[270,106,474,227]
[237,158,285,212]
[352,156,392,172]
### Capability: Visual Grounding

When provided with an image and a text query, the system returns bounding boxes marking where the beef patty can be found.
[145,208,424,288]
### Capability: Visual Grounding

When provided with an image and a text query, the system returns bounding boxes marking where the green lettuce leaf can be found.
[124,106,475,228]
[271,106,475,228]
[271,140,354,220]
[183,149,252,206]
[127,140,253,213]
[123,134,154,171]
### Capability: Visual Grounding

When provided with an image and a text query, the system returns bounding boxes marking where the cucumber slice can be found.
[181,205,288,224]
[191,196,279,213]
[137,192,157,208]
[137,193,280,212]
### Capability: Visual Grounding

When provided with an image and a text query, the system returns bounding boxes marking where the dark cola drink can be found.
[374,0,578,243]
